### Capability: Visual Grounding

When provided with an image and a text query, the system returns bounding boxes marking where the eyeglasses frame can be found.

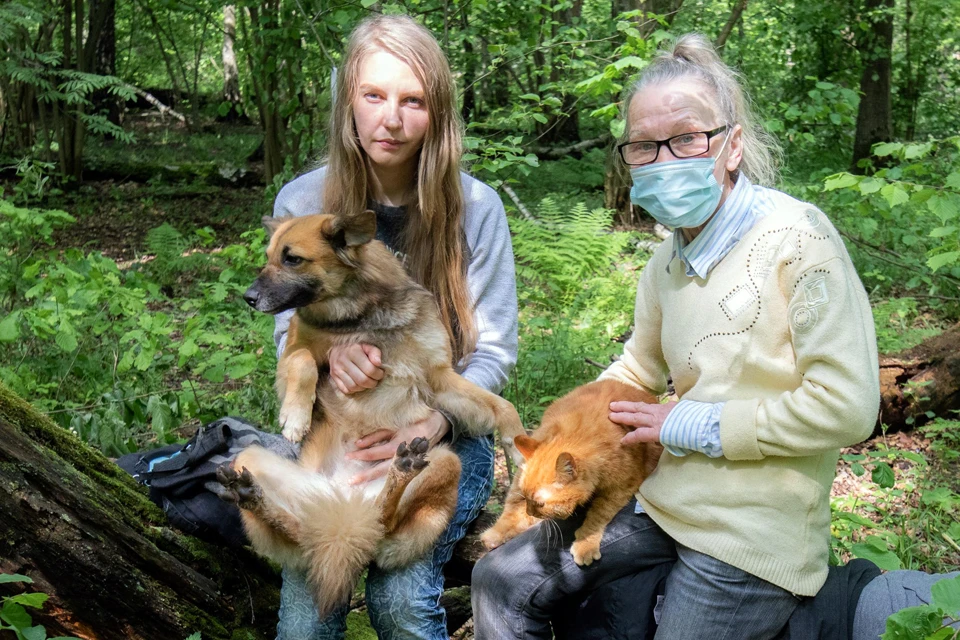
[617,125,729,167]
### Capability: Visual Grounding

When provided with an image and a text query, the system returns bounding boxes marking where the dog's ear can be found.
[262,216,285,238]
[323,210,377,264]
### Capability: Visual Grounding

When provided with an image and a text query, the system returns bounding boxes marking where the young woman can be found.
[472,33,880,639]
[271,14,518,640]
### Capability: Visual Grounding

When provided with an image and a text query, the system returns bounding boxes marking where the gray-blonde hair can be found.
[624,33,781,186]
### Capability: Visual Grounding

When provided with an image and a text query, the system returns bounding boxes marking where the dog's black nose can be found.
[243,288,259,308]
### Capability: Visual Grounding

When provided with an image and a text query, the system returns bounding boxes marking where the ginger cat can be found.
[481,379,663,566]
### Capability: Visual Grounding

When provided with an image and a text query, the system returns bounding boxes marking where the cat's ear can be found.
[514,434,539,459]
[555,452,578,483]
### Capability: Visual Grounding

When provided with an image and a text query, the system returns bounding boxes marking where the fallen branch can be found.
[122,83,187,123]
[528,134,612,159]
[501,183,536,221]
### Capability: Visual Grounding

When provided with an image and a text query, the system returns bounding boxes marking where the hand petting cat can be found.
[609,400,678,446]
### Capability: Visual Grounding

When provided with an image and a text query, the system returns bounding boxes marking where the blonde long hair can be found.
[323,14,477,364]
[624,33,781,186]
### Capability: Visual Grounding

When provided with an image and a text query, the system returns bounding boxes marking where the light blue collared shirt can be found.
[659,175,772,458]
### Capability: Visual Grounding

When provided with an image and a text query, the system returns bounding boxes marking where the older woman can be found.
[472,33,880,640]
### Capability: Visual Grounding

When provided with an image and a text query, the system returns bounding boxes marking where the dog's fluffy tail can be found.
[299,489,384,618]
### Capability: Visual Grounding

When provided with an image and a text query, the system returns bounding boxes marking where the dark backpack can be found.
[116,416,297,548]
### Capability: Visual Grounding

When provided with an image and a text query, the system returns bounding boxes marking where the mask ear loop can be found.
[714,125,736,183]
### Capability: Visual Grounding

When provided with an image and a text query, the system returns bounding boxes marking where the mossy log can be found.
[879,322,960,431]
[0,382,282,640]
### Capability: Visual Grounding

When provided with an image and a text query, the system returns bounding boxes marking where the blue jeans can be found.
[472,500,800,640]
[276,434,495,640]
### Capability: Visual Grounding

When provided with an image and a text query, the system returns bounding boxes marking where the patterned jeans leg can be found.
[276,565,348,640]
[366,434,495,640]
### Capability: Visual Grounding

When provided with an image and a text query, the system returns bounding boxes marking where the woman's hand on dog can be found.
[329,343,384,394]
[610,400,677,446]
[345,411,451,484]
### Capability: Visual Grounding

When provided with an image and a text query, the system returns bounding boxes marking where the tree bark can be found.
[219,5,243,123]
[0,383,281,639]
[851,0,894,169]
[878,322,960,432]
[715,0,748,51]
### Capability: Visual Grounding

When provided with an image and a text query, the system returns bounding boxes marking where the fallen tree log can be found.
[879,321,960,431]
[0,383,282,640]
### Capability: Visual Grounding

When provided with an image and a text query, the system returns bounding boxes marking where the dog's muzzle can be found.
[242,287,260,308]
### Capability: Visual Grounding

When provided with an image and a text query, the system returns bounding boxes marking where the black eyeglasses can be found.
[618,125,728,166]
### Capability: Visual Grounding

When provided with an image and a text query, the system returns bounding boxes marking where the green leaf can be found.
[871,461,895,488]
[21,626,47,640]
[531,113,548,124]
[851,462,866,476]
[0,575,33,584]
[0,311,21,342]
[185,633,202,640]
[928,252,960,273]
[823,172,859,191]
[54,329,78,353]
[881,605,943,640]
[226,353,257,380]
[922,487,957,509]
[946,172,960,191]
[901,451,927,465]
[931,575,960,616]
[873,142,902,157]
[7,594,48,609]
[852,537,902,570]
[859,178,883,195]
[0,601,32,630]
[519,93,540,101]
[880,183,909,208]
[360,0,377,7]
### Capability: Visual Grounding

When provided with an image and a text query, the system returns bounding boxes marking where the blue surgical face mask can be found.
[628,131,730,229]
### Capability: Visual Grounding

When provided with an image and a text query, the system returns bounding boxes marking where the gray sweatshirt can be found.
[271,166,519,395]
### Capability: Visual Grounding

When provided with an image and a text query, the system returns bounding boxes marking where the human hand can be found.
[344,411,451,484]
[328,343,384,394]
[610,400,677,446]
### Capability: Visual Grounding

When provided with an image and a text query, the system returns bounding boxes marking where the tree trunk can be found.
[851,0,894,169]
[0,383,281,639]
[219,5,243,122]
[715,0,748,51]
[88,0,120,128]
[878,322,960,432]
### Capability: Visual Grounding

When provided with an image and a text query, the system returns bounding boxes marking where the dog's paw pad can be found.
[394,438,429,474]
[215,464,262,509]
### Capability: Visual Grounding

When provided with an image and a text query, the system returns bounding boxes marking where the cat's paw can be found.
[571,539,602,567]
[279,403,311,443]
[480,527,507,551]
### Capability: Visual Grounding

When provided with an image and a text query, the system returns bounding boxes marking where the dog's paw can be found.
[393,437,430,475]
[279,404,311,443]
[571,538,602,567]
[215,464,263,510]
[480,527,506,551]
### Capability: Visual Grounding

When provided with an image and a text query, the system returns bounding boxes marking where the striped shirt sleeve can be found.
[659,400,725,458]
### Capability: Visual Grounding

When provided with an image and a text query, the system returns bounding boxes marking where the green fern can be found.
[145,223,191,291]
[510,197,630,306]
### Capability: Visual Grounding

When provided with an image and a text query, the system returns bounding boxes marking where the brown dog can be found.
[218,210,525,616]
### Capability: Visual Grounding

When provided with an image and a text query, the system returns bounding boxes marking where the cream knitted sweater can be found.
[600,192,880,596]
